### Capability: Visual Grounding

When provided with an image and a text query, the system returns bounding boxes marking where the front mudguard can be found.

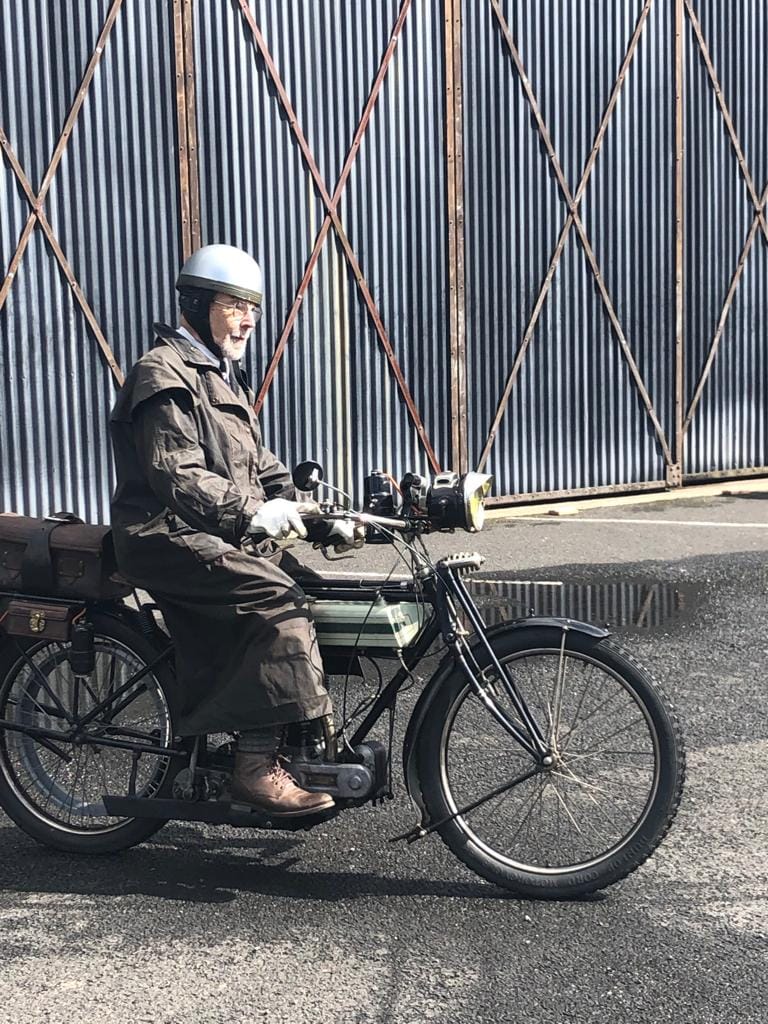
[401,616,610,829]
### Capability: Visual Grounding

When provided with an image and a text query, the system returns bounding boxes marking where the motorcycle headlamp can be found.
[424,471,493,532]
[296,461,493,535]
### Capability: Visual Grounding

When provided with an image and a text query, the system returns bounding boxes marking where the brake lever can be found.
[315,546,356,561]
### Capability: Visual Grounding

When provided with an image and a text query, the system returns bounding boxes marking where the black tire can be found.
[0,611,179,854]
[416,626,685,898]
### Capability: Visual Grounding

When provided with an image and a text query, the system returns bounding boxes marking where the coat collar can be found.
[152,322,254,416]
[152,323,219,370]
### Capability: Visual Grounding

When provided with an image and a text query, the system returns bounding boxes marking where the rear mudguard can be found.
[401,616,610,829]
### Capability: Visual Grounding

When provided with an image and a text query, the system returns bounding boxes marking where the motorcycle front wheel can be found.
[416,626,685,898]
[0,611,178,854]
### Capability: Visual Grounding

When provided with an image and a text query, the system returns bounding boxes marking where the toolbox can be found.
[0,513,130,600]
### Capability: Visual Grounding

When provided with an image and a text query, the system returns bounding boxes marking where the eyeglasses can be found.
[211,298,263,322]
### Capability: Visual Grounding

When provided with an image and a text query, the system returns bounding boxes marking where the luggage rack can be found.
[0,588,87,606]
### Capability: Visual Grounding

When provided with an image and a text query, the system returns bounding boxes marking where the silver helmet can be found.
[176,244,263,305]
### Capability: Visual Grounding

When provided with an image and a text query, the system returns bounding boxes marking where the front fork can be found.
[434,564,553,765]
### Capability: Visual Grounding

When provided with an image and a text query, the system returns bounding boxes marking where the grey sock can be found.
[237,726,282,755]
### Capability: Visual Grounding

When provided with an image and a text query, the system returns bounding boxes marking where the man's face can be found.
[208,291,260,361]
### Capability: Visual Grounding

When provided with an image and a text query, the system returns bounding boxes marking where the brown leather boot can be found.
[230,752,334,817]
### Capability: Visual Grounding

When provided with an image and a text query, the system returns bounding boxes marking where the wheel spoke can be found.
[523,658,548,725]
[559,685,628,751]
[571,715,648,756]
[15,679,64,727]
[0,631,173,835]
[549,779,583,836]
[551,765,604,805]
[565,752,655,774]
[565,662,596,741]
[66,747,84,823]
[438,643,670,877]
[550,632,569,742]
[501,776,549,846]
[552,773,611,848]
[41,748,67,813]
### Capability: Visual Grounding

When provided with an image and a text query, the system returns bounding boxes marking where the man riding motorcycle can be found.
[109,244,361,817]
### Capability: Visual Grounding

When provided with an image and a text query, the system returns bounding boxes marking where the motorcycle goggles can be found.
[211,297,263,323]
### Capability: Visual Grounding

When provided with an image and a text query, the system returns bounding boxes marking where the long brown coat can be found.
[109,327,330,735]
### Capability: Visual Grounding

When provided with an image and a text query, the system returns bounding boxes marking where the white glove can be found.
[322,520,366,554]
[247,499,320,540]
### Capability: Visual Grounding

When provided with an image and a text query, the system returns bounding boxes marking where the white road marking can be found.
[475,579,565,586]
[517,517,768,528]
[309,570,565,585]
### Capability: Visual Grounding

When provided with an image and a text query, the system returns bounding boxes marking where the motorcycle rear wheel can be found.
[0,611,178,854]
[416,626,685,898]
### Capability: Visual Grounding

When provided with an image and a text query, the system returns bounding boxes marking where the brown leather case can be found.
[0,514,131,600]
[2,599,78,641]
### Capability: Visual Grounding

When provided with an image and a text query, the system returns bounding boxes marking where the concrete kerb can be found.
[484,477,768,521]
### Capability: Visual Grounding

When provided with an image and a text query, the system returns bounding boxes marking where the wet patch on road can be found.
[468,578,704,634]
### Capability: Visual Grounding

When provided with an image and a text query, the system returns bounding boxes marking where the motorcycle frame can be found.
[302,565,548,761]
[0,561,551,770]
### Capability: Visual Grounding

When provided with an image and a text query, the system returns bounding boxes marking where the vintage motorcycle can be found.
[0,465,685,899]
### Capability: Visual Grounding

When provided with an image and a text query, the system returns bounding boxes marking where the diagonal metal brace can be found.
[0,0,125,386]
[480,0,673,472]
[235,0,441,472]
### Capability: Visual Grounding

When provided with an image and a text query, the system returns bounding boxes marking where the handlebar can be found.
[303,510,412,534]
[245,504,419,546]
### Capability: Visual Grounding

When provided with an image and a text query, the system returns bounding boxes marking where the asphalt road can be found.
[1,490,767,1023]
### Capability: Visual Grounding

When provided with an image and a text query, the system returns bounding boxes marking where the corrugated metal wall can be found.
[1,0,766,521]
[464,0,676,499]
[683,0,768,477]
[193,0,449,495]
[0,0,181,522]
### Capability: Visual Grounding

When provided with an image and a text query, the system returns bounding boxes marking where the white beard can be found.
[220,337,248,361]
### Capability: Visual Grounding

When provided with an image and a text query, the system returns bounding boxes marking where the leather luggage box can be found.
[0,514,131,600]
[2,600,78,641]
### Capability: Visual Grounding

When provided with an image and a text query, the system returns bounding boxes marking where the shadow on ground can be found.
[0,827,514,906]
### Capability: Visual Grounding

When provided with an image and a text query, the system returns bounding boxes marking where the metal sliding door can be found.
[462,0,678,502]
[681,0,768,479]
[0,1,182,522]
[191,0,450,496]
